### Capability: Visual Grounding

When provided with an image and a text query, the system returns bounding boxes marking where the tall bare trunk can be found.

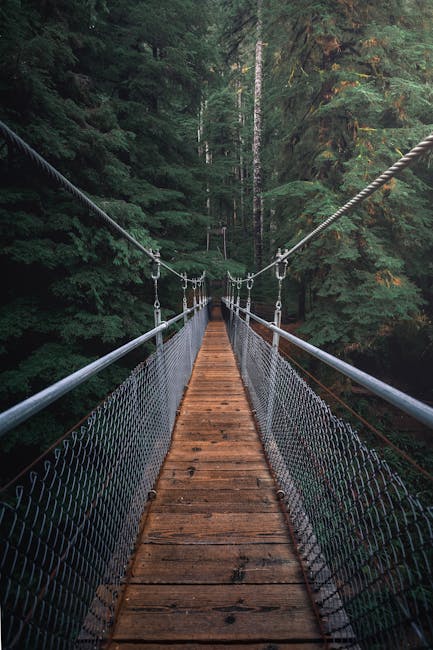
[237,68,245,230]
[253,0,264,267]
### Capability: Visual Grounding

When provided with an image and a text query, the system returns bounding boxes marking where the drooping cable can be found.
[237,130,433,281]
[0,119,199,282]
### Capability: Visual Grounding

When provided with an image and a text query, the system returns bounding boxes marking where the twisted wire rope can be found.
[233,131,433,282]
[0,120,206,284]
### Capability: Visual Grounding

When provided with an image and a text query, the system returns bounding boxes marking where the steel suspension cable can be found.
[0,120,202,282]
[238,131,433,281]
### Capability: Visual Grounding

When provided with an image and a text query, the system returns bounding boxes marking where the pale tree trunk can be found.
[199,100,212,218]
[253,0,264,267]
[205,138,211,217]
[237,67,245,230]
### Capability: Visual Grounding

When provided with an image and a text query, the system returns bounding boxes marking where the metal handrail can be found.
[0,304,204,437]
[222,298,433,430]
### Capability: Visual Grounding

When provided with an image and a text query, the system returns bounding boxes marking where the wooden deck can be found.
[108,315,325,649]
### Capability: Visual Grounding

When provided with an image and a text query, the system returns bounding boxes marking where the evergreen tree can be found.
[263,0,433,371]
[0,0,218,466]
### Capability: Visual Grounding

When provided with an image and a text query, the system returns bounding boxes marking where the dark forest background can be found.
[1,0,433,478]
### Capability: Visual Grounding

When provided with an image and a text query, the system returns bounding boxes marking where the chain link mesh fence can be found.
[0,306,208,650]
[223,303,433,650]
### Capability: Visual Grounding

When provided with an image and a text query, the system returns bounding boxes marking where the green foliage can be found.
[0,0,214,473]
[261,0,433,373]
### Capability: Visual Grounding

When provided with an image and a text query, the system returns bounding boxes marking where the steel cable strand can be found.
[237,131,433,282]
[0,120,187,280]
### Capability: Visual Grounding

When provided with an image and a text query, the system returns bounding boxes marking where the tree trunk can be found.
[237,68,245,231]
[253,0,264,267]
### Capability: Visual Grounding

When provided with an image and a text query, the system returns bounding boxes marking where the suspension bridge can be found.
[1,121,433,650]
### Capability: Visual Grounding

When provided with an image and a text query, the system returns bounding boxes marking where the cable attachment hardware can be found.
[181,272,188,312]
[273,249,288,346]
[192,278,197,308]
[275,248,288,282]
[151,250,161,281]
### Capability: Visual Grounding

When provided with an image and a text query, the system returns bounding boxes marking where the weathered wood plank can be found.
[143,512,291,544]
[169,439,262,450]
[151,489,279,513]
[113,585,320,642]
[131,543,303,584]
[108,641,326,650]
[162,460,269,471]
[158,471,275,491]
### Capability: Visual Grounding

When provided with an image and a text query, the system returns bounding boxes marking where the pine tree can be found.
[0,0,217,469]
[263,0,433,365]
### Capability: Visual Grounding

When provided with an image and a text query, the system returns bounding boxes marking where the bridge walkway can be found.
[108,314,325,649]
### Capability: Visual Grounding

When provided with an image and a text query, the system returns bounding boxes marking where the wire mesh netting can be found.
[0,306,208,650]
[224,304,433,650]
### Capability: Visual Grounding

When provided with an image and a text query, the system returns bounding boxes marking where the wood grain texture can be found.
[110,319,323,646]
[108,641,325,650]
[131,543,303,584]
[113,585,320,642]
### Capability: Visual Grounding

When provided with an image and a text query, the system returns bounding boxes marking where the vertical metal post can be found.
[151,251,170,434]
[182,273,188,325]
[151,252,163,350]
[233,279,241,352]
[235,280,241,317]
[193,279,197,311]
[229,279,236,332]
[241,274,253,379]
[266,250,288,436]
[198,279,202,310]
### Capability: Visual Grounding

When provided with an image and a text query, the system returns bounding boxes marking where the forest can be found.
[1,0,433,477]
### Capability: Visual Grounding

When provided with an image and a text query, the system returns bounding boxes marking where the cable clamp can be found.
[151,251,161,280]
[275,248,288,281]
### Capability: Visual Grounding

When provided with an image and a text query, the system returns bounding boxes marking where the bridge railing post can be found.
[233,279,242,353]
[152,253,171,433]
[266,250,288,436]
[182,273,188,325]
[241,274,253,379]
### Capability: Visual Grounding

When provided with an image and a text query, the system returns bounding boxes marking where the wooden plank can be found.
[168,441,262,451]
[158,472,275,491]
[143,512,291,544]
[162,460,269,470]
[113,585,321,642]
[131,543,303,584]
[108,641,326,650]
[167,450,263,461]
[151,488,279,513]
